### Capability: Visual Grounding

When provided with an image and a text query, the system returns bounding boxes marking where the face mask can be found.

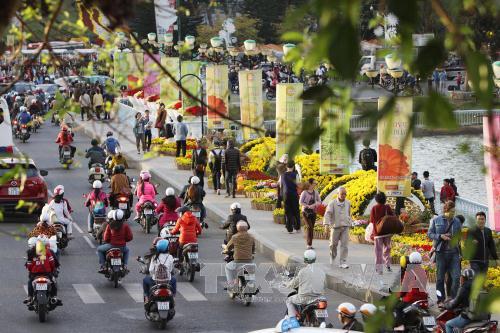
[444,211,455,219]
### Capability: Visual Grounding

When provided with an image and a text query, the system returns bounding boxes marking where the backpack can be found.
[105,138,117,153]
[210,149,223,171]
[360,148,375,168]
[155,256,169,283]
[165,123,174,138]
[467,290,490,321]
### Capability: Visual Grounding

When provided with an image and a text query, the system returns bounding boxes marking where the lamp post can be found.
[385,53,403,94]
[282,43,295,83]
[179,73,204,137]
[365,69,378,88]
[160,33,178,57]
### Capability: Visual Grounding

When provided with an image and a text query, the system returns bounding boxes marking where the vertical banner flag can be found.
[319,101,350,175]
[143,54,161,100]
[377,97,413,197]
[160,57,180,105]
[239,70,264,141]
[483,114,500,231]
[126,52,143,96]
[113,51,128,91]
[154,0,177,41]
[181,61,202,121]
[276,83,303,159]
[206,65,229,130]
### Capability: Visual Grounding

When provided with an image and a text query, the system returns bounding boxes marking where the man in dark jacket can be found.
[220,202,249,242]
[223,140,241,198]
[191,139,208,189]
[358,139,377,171]
[85,139,106,169]
[444,269,474,333]
[467,211,498,273]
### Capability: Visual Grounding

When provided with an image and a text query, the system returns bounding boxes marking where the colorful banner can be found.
[483,114,500,231]
[239,70,264,141]
[276,83,303,160]
[181,61,202,121]
[206,65,229,130]
[377,97,413,197]
[78,3,110,44]
[154,0,177,41]
[143,54,161,99]
[160,57,180,105]
[113,51,128,90]
[126,52,143,96]
[319,101,350,175]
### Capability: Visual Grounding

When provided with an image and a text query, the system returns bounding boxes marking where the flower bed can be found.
[303,223,330,240]
[320,170,373,200]
[273,208,286,224]
[251,197,276,211]
[243,138,276,172]
[175,156,191,170]
[152,138,197,155]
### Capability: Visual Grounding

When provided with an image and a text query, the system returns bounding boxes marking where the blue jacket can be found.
[103,137,120,154]
[428,216,462,253]
[17,111,32,124]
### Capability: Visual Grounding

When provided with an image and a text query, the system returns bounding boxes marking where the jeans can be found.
[284,195,300,232]
[95,105,102,119]
[436,251,461,301]
[330,226,349,263]
[143,275,177,296]
[225,170,238,197]
[97,244,129,265]
[375,235,392,272]
[303,212,316,246]
[176,140,186,157]
[135,134,145,153]
[144,130,152,151]
[445,314,470,333]
[212,169,222,191]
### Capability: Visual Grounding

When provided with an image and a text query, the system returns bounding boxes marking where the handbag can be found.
[220,173,225,184]
[376,206,404,236]
[365,223,374,243]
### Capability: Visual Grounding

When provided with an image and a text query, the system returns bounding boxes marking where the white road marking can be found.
[123,283,143,303]
[73,284,105,304]
[73,223,83,234]
[83,236,96,249]
[177,282,207,301]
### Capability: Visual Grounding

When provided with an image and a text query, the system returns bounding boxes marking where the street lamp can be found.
[365,69,378,88]
[388,68,403,94]
[161,33,178,57]
[282,43,295,83]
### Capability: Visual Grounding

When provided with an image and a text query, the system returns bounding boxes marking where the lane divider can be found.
[83,236,96,249]
[73,284,104,304]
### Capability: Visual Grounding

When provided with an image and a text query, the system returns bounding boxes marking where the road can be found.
[0,121,361,332]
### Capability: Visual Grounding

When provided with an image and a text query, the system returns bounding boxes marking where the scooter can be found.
[59,145,73,169]
[26,276,61,323]
[53,222,69,251]
[113,193,132,220]
[139,201,157,234]
[19,124,30,143]
[88,163,106,184]
[102,248,128,288]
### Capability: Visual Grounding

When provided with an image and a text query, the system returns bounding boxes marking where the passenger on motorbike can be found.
[85,139,106,169]
[285,250,326,318]
[183,176,206,222]
[108,149,129,170]
[170,206,202,266]
[134,170,158,221]
[29,208,58,238]
[85,180,109,233]
[224,221,254,289]
[156,187,181,232]
[444,268,475,333]
[55,126,76,158]
[102,131,120,156]
[220,202,249,243]
[359,303,377,329]
[47,185,74,238]
[110,165,132,207]
[337,303,364,331]
[97,209,133,273]
[142,239,177,305]
[17,106,32,126]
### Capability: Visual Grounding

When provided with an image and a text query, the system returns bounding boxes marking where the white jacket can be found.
[288,263,326,300]
[149,253,174,282]
[47,199,72,224]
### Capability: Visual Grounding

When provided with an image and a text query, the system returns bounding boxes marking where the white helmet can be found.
[409,251,422,264]
[28,237,38,248]
[113,209,124,221]
[92,180,102,189]
[360,303,377,317]
[165,187,175,196]
[230,202,241,211]
[304,249,316,264]
[337,302,357,318]
[54,185,64,195]
[190,176,200,185]
[107,209,116,219]
[20,106,27,112]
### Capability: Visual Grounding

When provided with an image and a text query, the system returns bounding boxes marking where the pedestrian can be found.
[456,72,462,90]
[165,117,174,140]
[369,192,394,274]
[143,109,153,152]
[428,201,462,306]
[79,89,91,120]
[449,178,459,197]
[440,179,456,203]
[223,139,241,198]
[174,115,188,157]
[191,139,208,189]
[155,103,167,137]
[208,140,224,195]
[92,88,103,120]
[411,172,421,190]
[359,139,377,171]
[281,161,301,234]
[379,64,386,85]
[439,70,447,93]
[133,112,146,154]
[467,211,498,274]
[421,171,436,214]
[300,178,322,250]
[432,69,440,92]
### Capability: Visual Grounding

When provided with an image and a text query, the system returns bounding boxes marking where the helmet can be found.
[92,180,102,189]
[113,165,121,174]
[230,202,241,211]
[54,185,64,195]
[304,249,316,264]
[91,139,98,146]
[20,106,27,112]
[165,187,175,196]
[360,303,377,317]
[190,176,200,185]
[236,220,248,232]
[107,209,116,219]
[337,302,357,318]
[140,171,151,180]
[409,252,422,264]
[106,131,113,137]
[28,237,38,248]
[113,209,124,221]
[461,268,475,280]
[156,239,169,253]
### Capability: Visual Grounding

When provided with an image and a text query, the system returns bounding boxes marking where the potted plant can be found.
[251,197,276,211]
[273,208,285,224]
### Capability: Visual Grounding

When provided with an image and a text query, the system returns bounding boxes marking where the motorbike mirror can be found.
[39,169,48,176]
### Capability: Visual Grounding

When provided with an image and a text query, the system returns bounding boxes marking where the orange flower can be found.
[378,144,409,178]
[207,95,227,117]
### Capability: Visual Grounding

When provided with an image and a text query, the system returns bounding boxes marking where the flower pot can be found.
[313,230,330,240]
[262,203,275,211]
[251,201,258,210]
[273,215,285,225]
[175,162,191,170]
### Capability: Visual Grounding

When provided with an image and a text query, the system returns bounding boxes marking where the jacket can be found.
[369,204,393,237]
[221,213,249,237]
[226,230,255,261]
[136,181,157,202]
[440,184,456,203]
[26,249,56,274]
[171,211,202,244]
[103,137,120,154]
[467,227,498,262]
[103,223,133,247]
[155,109,166,128]
[223,147,241,173]
[173,122,188,141]
[191,148,208,169]
[110,174,130,195]
[155,197,181,227]
[85,189,108,208]
[55,131,73,146]
[323,198,351,228]
[85,146,106,165]
[18,111,32,124]
[445,279,472,318]
[109,154,129,169]
[93,93,103,107]
[427,216,462,253]
[288,263,326,302]
[184,185,205,205]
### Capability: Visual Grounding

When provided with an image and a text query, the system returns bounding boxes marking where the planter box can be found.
[313,230,330,240]
[349,234,372,245]
[273,215,285,225]
[175,162,191,171]
[403,223,429,234]
[245,191,271,199]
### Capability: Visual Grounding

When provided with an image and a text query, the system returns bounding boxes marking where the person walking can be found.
[324,187,351,268]
[281,161,301,234]
[208,140,224,195]
[428,201,462,306]
[143,109,153,152]
[432,69,440,92]
[174,115,188,157]
[466,211,498,274]
[439,70,447,93]
[191,139,208,189]
[79,89,92,121]
[133,112,146,154]
[92,88,104,120]
[223,140,241,198]
[440,179,456,204]
[456,72,462,90]
[369,192,394,274]
[154,103,167,137]
[421,171,436,214]
[359,139,377,171]
[300,179,322,250]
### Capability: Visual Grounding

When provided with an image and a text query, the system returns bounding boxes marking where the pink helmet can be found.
[54,185,64,196]
[140,170,151,180]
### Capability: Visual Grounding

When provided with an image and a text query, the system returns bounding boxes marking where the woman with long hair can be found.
[155,187,181,234]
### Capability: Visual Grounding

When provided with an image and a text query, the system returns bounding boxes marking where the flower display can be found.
[167,100,182,110]
[320,170,374,200]
[241,137,275,153]
[485,267,500,290]
[295,154,320,178]
[378,144,410,178]
[244,138,276,172]
[207,95,227,116]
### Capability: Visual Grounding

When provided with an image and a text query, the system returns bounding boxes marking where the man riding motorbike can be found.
[110,165,132,208]
[85,139,106,169]
[285,250,326,319]
[170,206,202,268]
[223,221,255,289]
[47,185,74,238]
[134,170,157,221]
[444,268,475,333]
[108,149,129,170]
[183,176,206,225]
[55,126,76,159]
[85,180,109,233]
[337,303,364,331]
[16,106,32,128]
[102,131,120,156]
[220,202,249,243]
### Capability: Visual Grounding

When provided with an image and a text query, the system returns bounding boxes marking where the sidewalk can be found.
[75,117,404,302]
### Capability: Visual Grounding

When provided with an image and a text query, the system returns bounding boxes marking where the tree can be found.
[241,0,286,43]
[196,15,261,46]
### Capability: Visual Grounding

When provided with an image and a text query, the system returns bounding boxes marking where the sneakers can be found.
[98,266,106,274]
[339,263,349,269]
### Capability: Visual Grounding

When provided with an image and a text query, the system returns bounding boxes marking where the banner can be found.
[483,114,500,231]
[239,70,264,141]
[206,65,229,130]
[113,51,128,90]
[126,52,143,96]
[377,97,413,197]
[154,0,177,41]
[181,61,202,121]
[160,57,180,105]
[78,3,110,44]
[143,54,161,99]
[319,101,350,175]
[276,83,303,160]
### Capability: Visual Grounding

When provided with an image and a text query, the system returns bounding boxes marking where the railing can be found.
[434,190,488,222]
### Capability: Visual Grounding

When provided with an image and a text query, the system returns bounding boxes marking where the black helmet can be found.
[106,131,113,137]
[113,164,125,174]
[91,139,98,146]
[461,268,475,280]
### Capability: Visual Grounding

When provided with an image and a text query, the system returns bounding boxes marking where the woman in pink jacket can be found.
[134,170,157,219]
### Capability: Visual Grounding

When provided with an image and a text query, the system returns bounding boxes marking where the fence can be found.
[434,191,489,223]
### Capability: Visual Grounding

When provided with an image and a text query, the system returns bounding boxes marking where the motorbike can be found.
[394,299,435,332]
[87,202,106,244]
[104,155,114,177]
[113,193,132,220]
[159,221,180,254]
[137,257,176,329]
[103,247,128,288]
[19,124,30,143]
[53,222,69,251]
[188,203,207,229]
[88,163,106,184]
[12,120,18,138]
[230,82,239,94]
[222,245,259,306]
[178,243,200,282]
[59,145,73,169]
[139,201,157,234]
[27,275,60,322]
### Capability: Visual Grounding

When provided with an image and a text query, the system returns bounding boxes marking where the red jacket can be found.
[103,223,133,247]
[370,204,394,237]
[401,265,428,303]
[26,250,56,274]
[155,197,181,228]
[440,184,455,203]
[171,211,201,244]
[55,131,73,146]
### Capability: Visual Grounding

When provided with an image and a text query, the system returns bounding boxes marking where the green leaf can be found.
[281,31,304,43]
[420,92,457,129]
[413,39,446,77]
[301,85,333,104]
[344,132,356,158]
[327,21,360,81]
[465,51,494,110]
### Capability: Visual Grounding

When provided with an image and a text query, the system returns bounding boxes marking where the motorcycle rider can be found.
[85,139,106,169]
[134,170,157,221]
[359,303,377,329]
[337,303,364,331]
[170,206,202,269]
[156,187,181,234]
[183,176,206,225]
[108,149,129,170]
[47,185,74,238]
[110,164,132,207]
[224,221,254,289]
[220,202,249,243]
[444,268,475,333]
[85,180,109,233]
[16,106,32,129]
[97,209,133,273]
[285,250,326,319]
[102,131,120,156]
[55,126,76,159]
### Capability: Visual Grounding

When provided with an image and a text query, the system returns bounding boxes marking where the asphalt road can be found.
[0,121,361,333]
